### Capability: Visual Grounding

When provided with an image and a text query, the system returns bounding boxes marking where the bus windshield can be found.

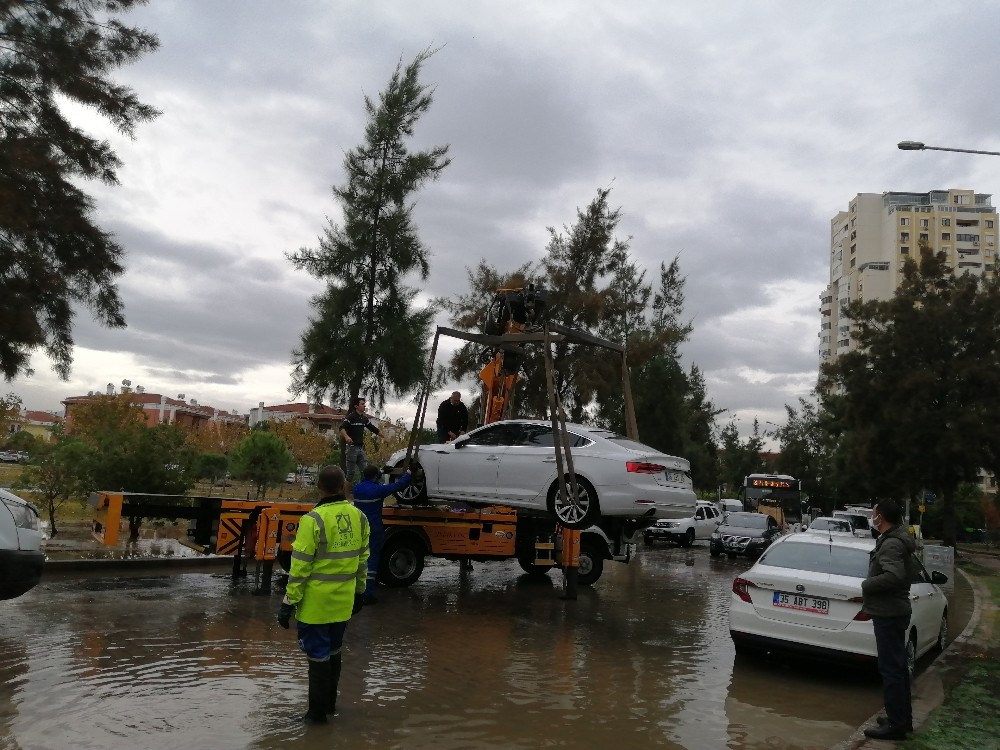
[742,474,802,526]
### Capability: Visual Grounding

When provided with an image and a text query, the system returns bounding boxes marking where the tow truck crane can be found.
[376,285,648,593]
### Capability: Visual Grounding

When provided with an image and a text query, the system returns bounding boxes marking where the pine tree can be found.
[288,49,450,410]
[0,0,160,380]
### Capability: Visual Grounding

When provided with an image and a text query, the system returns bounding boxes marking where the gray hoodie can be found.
[861,523,917,618]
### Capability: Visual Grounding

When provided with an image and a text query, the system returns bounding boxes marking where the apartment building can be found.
[820,189,998,365]
[821,189,1000,495]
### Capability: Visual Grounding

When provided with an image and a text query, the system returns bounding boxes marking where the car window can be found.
[695,508,705,520]
[515,424,590,448]
[462,423,522,447]
[758,541,870,578]
[725,513,769,529]
[911,555,932,584]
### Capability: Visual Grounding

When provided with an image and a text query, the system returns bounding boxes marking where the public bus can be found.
[741,474,803,528]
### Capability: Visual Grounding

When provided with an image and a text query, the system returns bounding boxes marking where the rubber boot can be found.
[328,652,342,715]
[303,659,329,724]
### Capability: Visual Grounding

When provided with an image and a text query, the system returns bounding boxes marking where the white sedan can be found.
[384,419,696,529]
[729,533,948,676]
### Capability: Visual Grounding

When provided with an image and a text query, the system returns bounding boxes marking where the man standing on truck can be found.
[436,391,469,443]
[340,397,381,483]
[277,465,370,723]
[353,465,415,604]
[861,499,917,741]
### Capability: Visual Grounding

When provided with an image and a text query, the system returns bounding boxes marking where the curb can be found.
[831,565,984,750]
[42,555,237,572]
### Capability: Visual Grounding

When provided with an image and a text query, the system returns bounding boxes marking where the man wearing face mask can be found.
[861,499,918,741]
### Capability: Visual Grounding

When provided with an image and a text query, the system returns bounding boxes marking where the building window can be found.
[954,194,970,205]
[942,233,951,240]
[919,233,928,241]
[850,244,856,254]
[900,232,909,241]
[850,258,856,267]
[900,246,909,255]
[988,220,995,228]
[942,218,951,226]
[900,218,909,226]
[920,219,929,228]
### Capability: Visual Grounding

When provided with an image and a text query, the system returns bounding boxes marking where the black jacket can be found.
[340,409,380,445]
[436,399,469,435]
[861,523,916,618]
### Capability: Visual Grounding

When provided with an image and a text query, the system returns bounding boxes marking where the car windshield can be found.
[758,541,870,578]
[835,514,869,529]
[725,513,769,529]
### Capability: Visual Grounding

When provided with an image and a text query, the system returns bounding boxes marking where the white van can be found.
[833,507,877,539]
[717,498,744,516]
[0,488,45,600]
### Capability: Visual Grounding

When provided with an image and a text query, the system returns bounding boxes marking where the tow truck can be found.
[374,285,652,592]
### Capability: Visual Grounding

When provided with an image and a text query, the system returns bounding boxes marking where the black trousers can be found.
[873,614,912,727]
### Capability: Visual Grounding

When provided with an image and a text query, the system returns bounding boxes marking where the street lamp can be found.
[897,140,1000,157]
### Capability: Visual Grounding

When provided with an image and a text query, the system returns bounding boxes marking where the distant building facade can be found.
[62,384,246,431]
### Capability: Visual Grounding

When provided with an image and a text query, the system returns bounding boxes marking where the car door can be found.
[697,506,721,539]
[434,423,521,502]
[909,556,945,655]
[496,424,589,506]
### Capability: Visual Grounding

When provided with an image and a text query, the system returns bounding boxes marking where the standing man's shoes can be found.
[864,723,910,740]
[876,715,913,731]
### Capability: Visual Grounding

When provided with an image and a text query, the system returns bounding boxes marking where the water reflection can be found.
[1,547,962,750]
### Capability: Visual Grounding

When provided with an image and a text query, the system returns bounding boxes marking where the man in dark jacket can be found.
[352,465,413,604]
[861,499,917,741]
[340,397,381,482]
[436,391,469,443]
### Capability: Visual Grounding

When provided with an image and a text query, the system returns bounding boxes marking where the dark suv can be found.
[710,512,781,559]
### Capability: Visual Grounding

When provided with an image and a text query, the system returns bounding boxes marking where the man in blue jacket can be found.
[352,465,414,604]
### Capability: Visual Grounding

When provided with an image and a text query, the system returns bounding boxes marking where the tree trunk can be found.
[47,499,58,538]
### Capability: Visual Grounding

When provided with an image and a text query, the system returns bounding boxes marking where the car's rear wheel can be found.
[378,535,425,587]
[936,611,948,651]
[546,476,599,530]
[643,534,654,546]
[576,539,605,586]
[710,547,720,557]
[392,462,429,505]
[905,630,917,679]
[680,528,695,548]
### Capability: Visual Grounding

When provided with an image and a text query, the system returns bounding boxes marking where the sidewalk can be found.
[834,551,999,750]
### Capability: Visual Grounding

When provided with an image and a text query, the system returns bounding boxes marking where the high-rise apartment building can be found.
[820,189,1000,496]
[820,189,998,364]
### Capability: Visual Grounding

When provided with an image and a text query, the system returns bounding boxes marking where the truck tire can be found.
[378,535,425,587]
[546,476,599,530]
[576,539,605,586]
[517,555,552,577]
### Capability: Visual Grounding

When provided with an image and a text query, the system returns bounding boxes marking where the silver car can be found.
[384,419,696,529]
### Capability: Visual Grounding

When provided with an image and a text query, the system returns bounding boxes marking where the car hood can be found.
[718,525,770,537]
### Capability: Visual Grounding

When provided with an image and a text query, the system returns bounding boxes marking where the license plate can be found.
[772,591,829,615]
[665,471,681,482]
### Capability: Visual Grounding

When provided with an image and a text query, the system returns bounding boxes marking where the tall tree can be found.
[16,431,91,536]
[0,0,160,380]
[820,248,1000,547]
[772,397,836,512]
[230,430,296,501]
[717,419,766,496]
[288,48,450,410]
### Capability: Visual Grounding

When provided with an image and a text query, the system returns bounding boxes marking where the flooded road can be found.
[1,544,969,750]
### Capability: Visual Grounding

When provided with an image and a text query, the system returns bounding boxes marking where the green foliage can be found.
[717,420,766,496]
[772,398,839,512]
[820,248,1000,546]
[16,434,92,536]
[288,48,450,410]
[88,422,198,495]
[6,427,38,454]
[230,430,296,500]
[0,0,160,379]
[196,453,229,482]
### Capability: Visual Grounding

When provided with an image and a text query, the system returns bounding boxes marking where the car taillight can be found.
[627,461,665,474]
[849,596,871,621]
[732,577,753,603]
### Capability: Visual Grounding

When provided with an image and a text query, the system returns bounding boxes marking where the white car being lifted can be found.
[0,488,45,600]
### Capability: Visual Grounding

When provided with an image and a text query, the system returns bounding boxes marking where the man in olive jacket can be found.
[861,499,917,741]
[277,465,370,723]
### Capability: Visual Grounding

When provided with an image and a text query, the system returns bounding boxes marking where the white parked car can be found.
[833,508,877,538]
[0,488,45,600]
[644,500,722,547]
[729,533,948,676]
[385,419,696,529]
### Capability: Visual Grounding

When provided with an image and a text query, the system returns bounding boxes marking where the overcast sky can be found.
[9,2,1000,442]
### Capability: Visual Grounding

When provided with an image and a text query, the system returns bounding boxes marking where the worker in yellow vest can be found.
[277,465,370,723]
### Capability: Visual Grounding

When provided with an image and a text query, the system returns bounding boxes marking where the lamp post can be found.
[897,140,1000,157]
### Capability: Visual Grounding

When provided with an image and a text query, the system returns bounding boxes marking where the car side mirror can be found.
[453,438,466,449]
[931,570,948,585]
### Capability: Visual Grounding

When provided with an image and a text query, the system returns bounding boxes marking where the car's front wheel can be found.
[680,528,695,548]
[936,611,948,651]
[392,462,429,505]
[546,476,599,530]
